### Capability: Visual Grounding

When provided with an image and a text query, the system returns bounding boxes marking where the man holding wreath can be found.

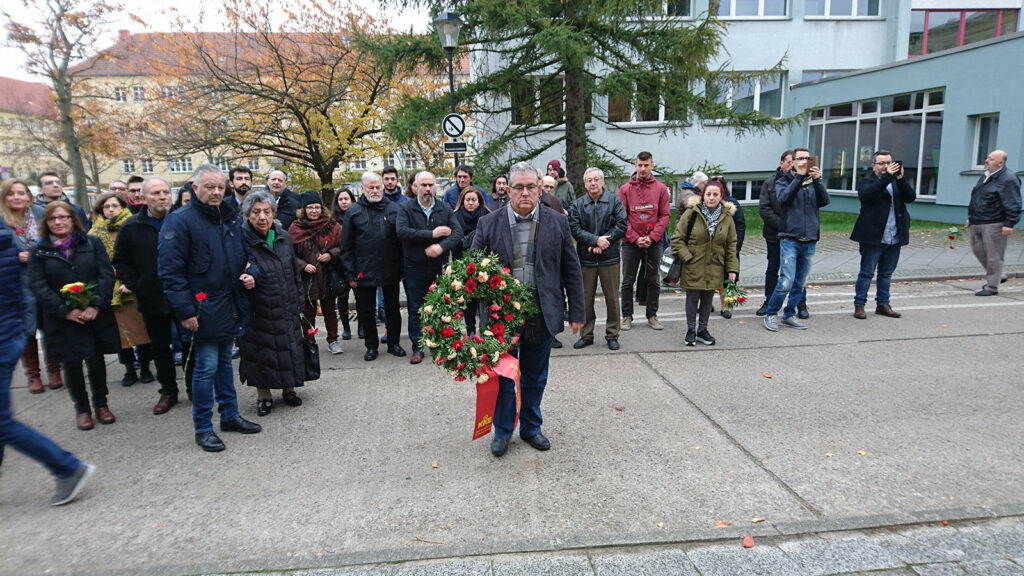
[470,162,585,458]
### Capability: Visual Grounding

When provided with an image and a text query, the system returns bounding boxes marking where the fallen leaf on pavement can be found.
[614,405,624,411]
[857,450,867,456]
[741,535,755,548]
[940,324,948,328]
[762,373,773,379]
[432,461,439,468]
[942,520,949,526]
[656,522,664,528]
[752,518,766,523]
[825,453,834,457]
[414,536,445,545]
[715,521,731,527]
[738,321,746,325]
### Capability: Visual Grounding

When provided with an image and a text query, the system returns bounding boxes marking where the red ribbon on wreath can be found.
[473,353,520,440]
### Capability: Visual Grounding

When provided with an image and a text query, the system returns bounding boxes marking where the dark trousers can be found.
[685,289,714,331]
[355,284,400,350]
[142,313,178,396]
[63,353,108,415]
[303,297,338,343]
[336,284,352,332]
[621,242,661,318]
[493,331,554,440]
[117,343,152,366]
[403,260,442,353]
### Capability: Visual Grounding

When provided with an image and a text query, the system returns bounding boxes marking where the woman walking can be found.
[670,180,739,347]
[90,192,154,387]
[28,202,120,430]
[240,192,306,416]
[330,188,356,340]
[289,192,343,354]
[1,178,62,393]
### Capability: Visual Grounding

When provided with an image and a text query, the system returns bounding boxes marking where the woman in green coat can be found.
[670,181,739,346]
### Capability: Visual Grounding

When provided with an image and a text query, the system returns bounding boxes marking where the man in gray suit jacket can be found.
[471,162,585,458]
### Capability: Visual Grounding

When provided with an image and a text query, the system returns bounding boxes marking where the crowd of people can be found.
[1,147,1019,502]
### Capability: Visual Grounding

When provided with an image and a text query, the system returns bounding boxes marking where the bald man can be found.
[967,150,1021,296]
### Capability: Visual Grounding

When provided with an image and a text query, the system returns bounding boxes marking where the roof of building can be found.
[0,76,55,116]
[76,31,472,77]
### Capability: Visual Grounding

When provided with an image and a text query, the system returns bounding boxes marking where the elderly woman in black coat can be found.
[239,191,306,416]
[28,202,119,430]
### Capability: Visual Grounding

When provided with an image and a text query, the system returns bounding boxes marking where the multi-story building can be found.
[471,0,1022,223]
[0,76,63,183]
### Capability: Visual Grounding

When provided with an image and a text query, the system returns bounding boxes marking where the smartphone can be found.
[808,156,818,171]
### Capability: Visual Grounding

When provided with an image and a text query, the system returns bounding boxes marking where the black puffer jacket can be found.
[568,188,628,266]
[28,232,119,363]
[112,207,171,315]
[340,195,403,287]
[239,221,305,389]
[775,171,830,242]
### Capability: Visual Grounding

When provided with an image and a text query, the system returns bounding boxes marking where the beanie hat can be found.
[301,191,323,208]
[547,160,562,174]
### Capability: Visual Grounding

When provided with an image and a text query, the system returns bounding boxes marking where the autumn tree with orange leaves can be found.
[147,0,414,200]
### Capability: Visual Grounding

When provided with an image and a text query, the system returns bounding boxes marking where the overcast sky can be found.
[1,0,429,84]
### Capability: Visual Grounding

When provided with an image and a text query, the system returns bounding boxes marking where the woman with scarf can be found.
[289,192,343,355]
[330,188,357,340]
[28,202,119,430]
[90,192,153,387]
[454,186,490,338]
[2,178,63,393]
[670,180,739,347]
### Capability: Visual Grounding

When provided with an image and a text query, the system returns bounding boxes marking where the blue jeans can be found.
[855,243,901,306]
[494,333,554,440]
[191,339,240,433]
[766,239,816,318]
[403,260,442,353]
[0,333,81,478]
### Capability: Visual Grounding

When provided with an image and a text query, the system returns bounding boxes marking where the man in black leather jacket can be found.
[967,150,1021,296]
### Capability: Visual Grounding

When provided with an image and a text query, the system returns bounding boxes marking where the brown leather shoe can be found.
[410,351,424,365]
[875,304,901,318]
[76,412,94,431]
[153,393,178,415]
[853,305,867,319]
[95,406,116,425]
[22,341,44,393]
[47,363,64,389]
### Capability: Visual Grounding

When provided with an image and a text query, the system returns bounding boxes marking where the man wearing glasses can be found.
[763,148,829,332]
[850,150,916,319]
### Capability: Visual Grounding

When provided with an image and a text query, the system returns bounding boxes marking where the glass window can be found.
[764,0,786,16]
[607,93,630,123]
[760,75,783,117]
[857,119,877,175]
[822,121,855,190]
[731,79,756,113]
[927,91,943,106]
[928,12,963,53]
[999,10,1018,35]
[132,86,145,102]
[636,76,661,122]
[963,11,999,45]
[805,0,824,16]
[142,158,154,173]
[511,80,536,126]
[735,0,758,16]
[247,159,259,171]
[830,0,853,16]
[809,124,824,156]
[122,159,135,174]
[975,115,998,167]
[909,11,926,56]
[114,87,126,103]
[920,111,942,196]
[860,100,877,114]
[666,0,691,17]
[827,104,854,118]
[537,77,564,125]
[878,113,922,190]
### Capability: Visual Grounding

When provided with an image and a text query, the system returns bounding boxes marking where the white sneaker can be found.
[621,317,632,331]
[328,341,343,354]
[780,316,808,330]
[51,463,95,506]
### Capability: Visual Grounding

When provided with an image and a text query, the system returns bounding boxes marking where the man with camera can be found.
[763,148,830,332]
[850,151,916,319]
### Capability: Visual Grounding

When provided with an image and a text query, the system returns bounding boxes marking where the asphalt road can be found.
[2,278,1023,575]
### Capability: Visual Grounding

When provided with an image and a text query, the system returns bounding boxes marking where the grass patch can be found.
[668,206,951,238]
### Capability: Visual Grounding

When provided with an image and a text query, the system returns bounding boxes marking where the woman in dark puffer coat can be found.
[239,192,305,417]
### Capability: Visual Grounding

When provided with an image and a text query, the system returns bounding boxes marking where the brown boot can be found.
[875,303,902,318]
[21,339,44,394]
[76,412,94,431]
[46,363,64,390]
[853,305,867,320]
[95,406,116,425]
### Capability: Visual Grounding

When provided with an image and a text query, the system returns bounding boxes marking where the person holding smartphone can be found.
[763,147,830,332]
[850,150,916,319]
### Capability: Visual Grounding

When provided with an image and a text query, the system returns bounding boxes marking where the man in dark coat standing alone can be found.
[113,177,181,414]
[850,150,916,319]
[158,165,262,452]
[471,161,584,458]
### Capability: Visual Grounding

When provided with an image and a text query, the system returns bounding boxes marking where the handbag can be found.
[303,338,321,381]
[660,249,681,284]
[327,260,347,294]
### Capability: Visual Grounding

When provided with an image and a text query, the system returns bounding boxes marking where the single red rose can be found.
[441,327,456,338]
[452,339,464,351]
[465,278,477,293]
[358,272,364,279]
[489,304,501,311]
[503,293,512,302]
[490,312,499,320]
[493,323,505,336]
[949,246,955,250]
[948,235,955,240]
[502,267,511,274]
[455,362,466,370]
[504,314,513,321]
[436,357,445,365]
[454,311,463,319]
[481,353,488,363]
[444,295,451,303]
[473,334,485,343]
[68,285,83,293]
[489,275,501,289]
[428,282,436,292]
[307,328,319,335]
[425,326,434,334]
[466,263,476,275]
[195,291,208,302]
[511,335,520,345]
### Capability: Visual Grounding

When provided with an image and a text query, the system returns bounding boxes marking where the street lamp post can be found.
[433,10,463,167]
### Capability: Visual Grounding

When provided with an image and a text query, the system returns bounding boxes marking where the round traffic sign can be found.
[442,113,466,138]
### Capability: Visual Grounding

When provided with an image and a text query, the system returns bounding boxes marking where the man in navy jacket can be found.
[471,162,584,458]
[850,150,916,319]
[396,171,462,365]
[158,165,262,452]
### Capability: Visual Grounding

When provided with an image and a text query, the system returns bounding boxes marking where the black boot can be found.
[138,362,155,383]
[121,366,138,387]
[341,312,352,340]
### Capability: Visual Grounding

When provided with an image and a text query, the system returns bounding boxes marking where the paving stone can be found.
[778,536,903,575]
[591,549,698,576]
[958,559,1024,575]
[957,523,1024,559]
[392,558,493,576]
[686,543,803,576]
[876,526,983,564]
[852,570,913,575]
[291,568,391,576]
[910,564,967,575]
[493,554,593,576]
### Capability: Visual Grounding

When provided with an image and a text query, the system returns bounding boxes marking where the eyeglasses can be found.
[794,157,811,162]
[873,161,892,166]
[509,184,538,193]
[47,215,72,222]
